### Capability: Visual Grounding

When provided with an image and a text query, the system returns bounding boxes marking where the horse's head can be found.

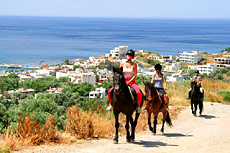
[113,67,126,93]
[143,82,157,103]
[191,81,200,93]
[191,81,197,89]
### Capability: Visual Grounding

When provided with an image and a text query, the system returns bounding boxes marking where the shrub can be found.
[15,113,58,145]
[218,91,230,102]
[65,106,94,139]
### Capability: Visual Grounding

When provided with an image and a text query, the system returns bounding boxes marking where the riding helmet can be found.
[126,49,135,57]
[195,70,199,73]
[154,64,162,70]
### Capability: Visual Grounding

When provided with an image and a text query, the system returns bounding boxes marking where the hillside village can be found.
[1,46,230,99]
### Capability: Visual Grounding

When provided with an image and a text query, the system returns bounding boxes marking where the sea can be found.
[0,15,230,68]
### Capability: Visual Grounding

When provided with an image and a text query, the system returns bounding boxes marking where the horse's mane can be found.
[145,82,155,90]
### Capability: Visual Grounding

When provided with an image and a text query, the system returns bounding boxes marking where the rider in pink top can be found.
[107,49,142,113]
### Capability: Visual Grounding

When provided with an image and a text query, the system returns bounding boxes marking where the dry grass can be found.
[1,79,229,151]
[0,113,60,152]
[65,106,114,139]
[15,113,59,145]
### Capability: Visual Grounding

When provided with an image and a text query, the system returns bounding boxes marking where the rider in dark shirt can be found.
[187,70,204,101]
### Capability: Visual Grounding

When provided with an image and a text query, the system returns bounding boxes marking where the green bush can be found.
[218,91,230,102]
[19,96,66,129]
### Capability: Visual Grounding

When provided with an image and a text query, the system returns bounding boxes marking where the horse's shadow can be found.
[162,133,193,137]
[132,140,178,148]
[199,114,216,119]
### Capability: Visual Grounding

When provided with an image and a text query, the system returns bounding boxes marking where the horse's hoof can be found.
[131,138,135,142]
[113,140,118,144]
[149,127,153,131]
[126,139,131,143]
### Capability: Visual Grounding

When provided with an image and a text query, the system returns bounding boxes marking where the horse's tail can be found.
[165,111,173,126]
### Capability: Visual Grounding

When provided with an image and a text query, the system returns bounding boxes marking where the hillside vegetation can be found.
[1,67,230,152]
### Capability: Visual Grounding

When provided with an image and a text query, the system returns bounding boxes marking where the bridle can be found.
[145,86,156,103]
[113,72,125,94]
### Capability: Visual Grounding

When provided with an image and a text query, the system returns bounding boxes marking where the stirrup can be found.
[136,106,141,113]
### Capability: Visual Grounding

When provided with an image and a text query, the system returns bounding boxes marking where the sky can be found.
[1,0,230,19]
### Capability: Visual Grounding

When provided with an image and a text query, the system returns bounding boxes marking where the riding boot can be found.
[106,104,112,111]
[186,91,191,100]
[201,91,204,101]
[164,94,169,109]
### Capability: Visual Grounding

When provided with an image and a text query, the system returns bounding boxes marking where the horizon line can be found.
[1,14,230,20]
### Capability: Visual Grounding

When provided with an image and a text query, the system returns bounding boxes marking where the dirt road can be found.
[16,102,230,153]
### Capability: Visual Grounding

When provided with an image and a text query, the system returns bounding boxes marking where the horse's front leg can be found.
[125,115,131,143]
[191,100,194,115]
[153,114,158,135]
[113,112,120,144]
[194,102,197,116]
[148,112,153,132]
[130,112,140,141]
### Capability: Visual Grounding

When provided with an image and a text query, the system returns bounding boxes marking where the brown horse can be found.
[112,67,144,144]
[143,82,172,134]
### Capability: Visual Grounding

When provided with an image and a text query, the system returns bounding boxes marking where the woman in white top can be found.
[145,64,168,109]
[107,49,142,112]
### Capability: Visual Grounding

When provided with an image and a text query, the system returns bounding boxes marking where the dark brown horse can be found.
[112,67,143,144]
[190,81,203,116]
[143,82,172,134]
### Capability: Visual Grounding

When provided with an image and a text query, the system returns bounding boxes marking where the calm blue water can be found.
[0,16,230,65]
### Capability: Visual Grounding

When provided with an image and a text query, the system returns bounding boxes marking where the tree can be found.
[19,96,66,129]
[135,75,151,85]
[64,59,70,65]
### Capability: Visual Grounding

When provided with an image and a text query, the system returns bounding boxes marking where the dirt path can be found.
[16,102,230,153]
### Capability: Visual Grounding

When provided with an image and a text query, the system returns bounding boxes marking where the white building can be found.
[57,71,96,85]
[161,55,177,63]
[179,51,202,64]
[97,68,112,82]
[167,74,184,82]
[189,63,217,74]
[148,55,176,63]
[110,46,128,59]
[89,87,106,99]
[46,88,64,94]
[19,75,33,81]
[214,56,230,67]
[7,88,36,95]
[0,71,9,77]
[165,62,181,71]
[35,69,55,76]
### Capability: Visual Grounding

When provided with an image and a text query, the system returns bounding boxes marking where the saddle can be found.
[110,86,137,103]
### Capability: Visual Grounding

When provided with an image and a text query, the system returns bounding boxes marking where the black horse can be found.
[112,67,143,144]
[190,81,203,116]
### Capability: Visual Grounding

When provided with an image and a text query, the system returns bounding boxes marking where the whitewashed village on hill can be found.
[1,46,230,99]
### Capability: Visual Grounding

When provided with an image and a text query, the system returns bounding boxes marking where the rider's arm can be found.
[163,74,167,90]
[197,77,202,86]
[151,74,155,84]
[120,61,123,68]
[127,63,137,84]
